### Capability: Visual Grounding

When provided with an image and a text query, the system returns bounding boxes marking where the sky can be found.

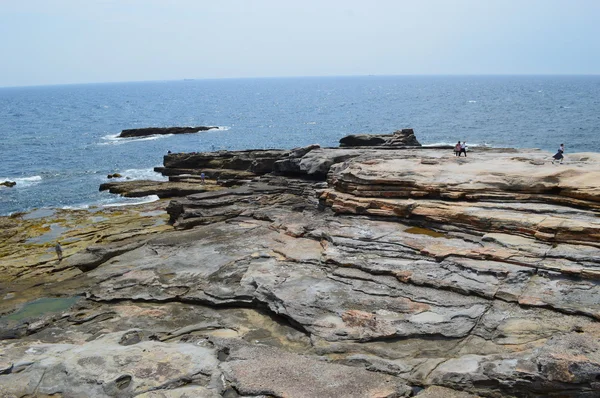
[0,0,599,87]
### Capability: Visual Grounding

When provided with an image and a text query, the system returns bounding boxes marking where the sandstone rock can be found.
[99,180,214,198]
[416,386,481,397]
[4,136,600,397]
[220,344,411,397]
[0,331,219,397]
[163,149,290,174]
[339,128,421,147]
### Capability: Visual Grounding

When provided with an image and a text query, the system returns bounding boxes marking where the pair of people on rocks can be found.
[454,141,467,157]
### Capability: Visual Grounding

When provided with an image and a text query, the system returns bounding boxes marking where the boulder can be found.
[339,128,421,147]
[339,134,388,147]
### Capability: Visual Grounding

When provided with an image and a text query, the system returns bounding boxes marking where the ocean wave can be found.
[467,100,477,103]
[61,204,91,210]
[422,142,456,147]
[62,194,161,211]
[423,142,491,148]
[101,133,120,141]
[102,195,160,207]
[0,175,42,188]
[216,126,230,131]
[107,168,168,182]
[98,133,172,146]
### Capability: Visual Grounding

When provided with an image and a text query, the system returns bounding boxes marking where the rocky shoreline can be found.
[1,130,600,397]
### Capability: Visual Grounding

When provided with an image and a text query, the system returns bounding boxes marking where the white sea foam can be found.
[98,133,172,146]
[99,126,226,145]
[61,204,90,210]
[102,195,160,207]
[62,194,161,211]
[101,133,120,141]
[0,175,42,188]
[422,142,456,147]
[108,168,168,182]
[423,142,492,148]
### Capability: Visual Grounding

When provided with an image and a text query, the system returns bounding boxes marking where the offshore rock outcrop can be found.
[118,126,218,138]
[339,128,421,147]
[2,133,600,397]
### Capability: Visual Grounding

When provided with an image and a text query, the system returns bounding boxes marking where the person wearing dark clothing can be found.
[552,143,565,164]
[459,142,467,157]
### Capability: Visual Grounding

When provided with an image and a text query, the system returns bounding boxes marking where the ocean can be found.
[1,75,599,215]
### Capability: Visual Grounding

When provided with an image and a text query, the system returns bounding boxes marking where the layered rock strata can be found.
[2,137,600,397]
[99,179,218,198]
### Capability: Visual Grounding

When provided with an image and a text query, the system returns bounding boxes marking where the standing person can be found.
[454,141,461,156]
[200,172,205,184]
[552,143,565,164]
[460,141,467,157]
[55,242,63,262]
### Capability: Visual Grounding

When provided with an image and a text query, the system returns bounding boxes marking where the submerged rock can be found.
[118,126,218,138]
[0,180,16,187]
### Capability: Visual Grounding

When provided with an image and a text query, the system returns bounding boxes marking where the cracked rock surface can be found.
[2,142,600,397]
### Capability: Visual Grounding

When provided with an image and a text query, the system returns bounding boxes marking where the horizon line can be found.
[2,73,600,89]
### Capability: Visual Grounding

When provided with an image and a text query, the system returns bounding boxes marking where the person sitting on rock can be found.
[454,141,461,156]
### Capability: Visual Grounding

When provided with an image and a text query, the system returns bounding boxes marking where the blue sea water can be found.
[1,75,599,215]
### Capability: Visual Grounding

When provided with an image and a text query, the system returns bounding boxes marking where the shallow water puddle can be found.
[404,227,447,238]
[138,210,165,217]
[22,208,56,220]
[25,223,69,244]
[2,296,81,322]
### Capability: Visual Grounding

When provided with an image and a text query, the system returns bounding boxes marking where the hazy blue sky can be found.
[1,0,598,87]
